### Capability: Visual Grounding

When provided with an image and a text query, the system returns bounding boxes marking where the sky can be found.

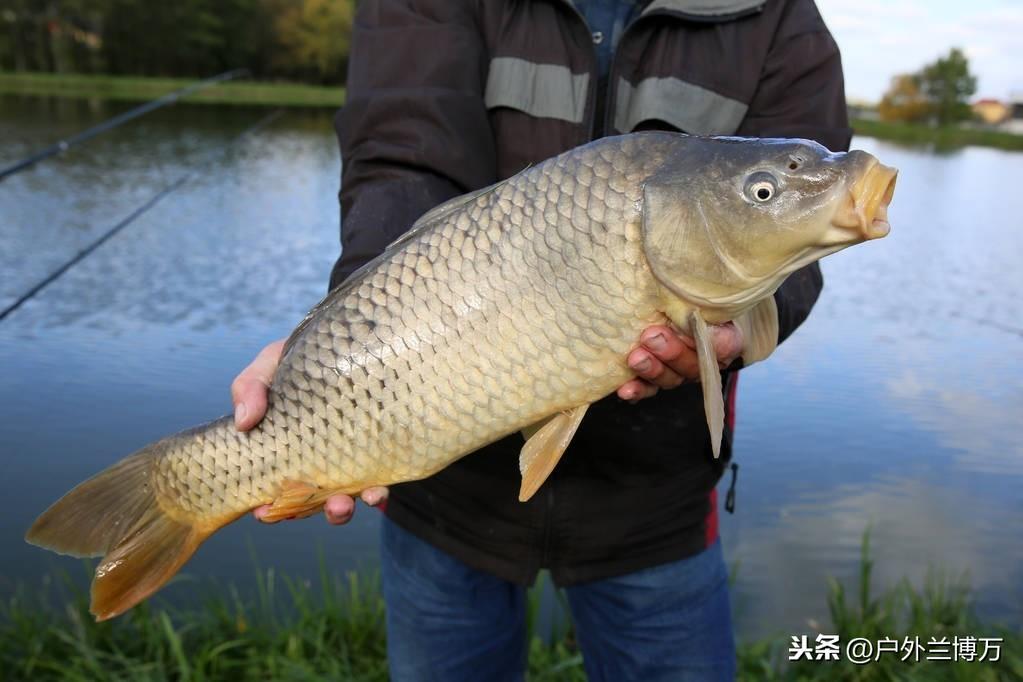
[815,0,1022,103]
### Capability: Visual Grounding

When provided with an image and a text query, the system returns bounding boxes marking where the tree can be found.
[269,0,354,83]
[917,48,977,126]
[0,0,357,83]
[878,74,929,123]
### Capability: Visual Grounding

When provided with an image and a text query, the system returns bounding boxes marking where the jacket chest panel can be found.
[479,0,771,166]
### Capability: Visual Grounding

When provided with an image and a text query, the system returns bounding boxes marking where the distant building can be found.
[847,100,879,121]
[1003,93,1023,135]
[972,99,1009,124]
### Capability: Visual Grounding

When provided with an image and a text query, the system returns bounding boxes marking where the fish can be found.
[26,132,897,620]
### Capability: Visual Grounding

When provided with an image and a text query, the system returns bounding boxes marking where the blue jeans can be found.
[381,517,736,681]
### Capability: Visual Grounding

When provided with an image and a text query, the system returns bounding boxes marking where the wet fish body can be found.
[26,132,896,619]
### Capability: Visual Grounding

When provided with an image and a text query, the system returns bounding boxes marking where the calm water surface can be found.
[0,95,1020,639]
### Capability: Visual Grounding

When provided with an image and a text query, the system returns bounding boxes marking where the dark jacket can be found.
[329,0,848,586]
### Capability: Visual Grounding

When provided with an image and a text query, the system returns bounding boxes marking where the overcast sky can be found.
[816,0,1021,103]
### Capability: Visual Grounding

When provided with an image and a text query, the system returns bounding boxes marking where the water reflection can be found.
[0,97,378,602]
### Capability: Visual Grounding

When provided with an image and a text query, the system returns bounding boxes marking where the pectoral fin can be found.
[690,311,724,459]
[733,296,779,365]
[518,404,589,502]
[520,416,553,442]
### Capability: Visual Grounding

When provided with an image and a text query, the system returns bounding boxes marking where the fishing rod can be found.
[0,108,283,323]
[0,69,249,183]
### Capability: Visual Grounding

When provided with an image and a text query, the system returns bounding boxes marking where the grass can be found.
[852,118,1023,152]
[736,532,1023,681]
[0,72,344,107]
[2,535,1019,681]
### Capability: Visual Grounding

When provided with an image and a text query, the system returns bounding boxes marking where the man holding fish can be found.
[29,2,896,682]
[232,1,854,680]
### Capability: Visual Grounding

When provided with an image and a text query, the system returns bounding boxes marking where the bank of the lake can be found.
[5,73,1023,153]
[852,118,1023,152]
[3,545,1021,681]
[0,72,344,107]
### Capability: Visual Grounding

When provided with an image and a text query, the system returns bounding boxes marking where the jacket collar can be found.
[560,0,765,20]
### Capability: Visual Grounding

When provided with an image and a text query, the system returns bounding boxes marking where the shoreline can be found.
[0,71,344,107]
[851,118,1023,152]
[3,73,1021,151]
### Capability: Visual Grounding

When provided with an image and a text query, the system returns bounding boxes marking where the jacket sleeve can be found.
[328,0,496,291]
[737,0,851,345]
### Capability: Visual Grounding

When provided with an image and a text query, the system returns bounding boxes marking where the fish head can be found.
[641,136,897,312]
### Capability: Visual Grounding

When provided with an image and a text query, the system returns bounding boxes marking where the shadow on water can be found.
[0,96,1020,639]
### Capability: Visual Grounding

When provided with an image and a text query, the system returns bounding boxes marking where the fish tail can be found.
[25,444,215,621]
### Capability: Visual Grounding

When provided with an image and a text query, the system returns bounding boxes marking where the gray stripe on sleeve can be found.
[485,57,589,124]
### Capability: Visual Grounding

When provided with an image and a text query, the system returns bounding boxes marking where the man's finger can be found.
[253,504,277,524]
[617,378,659,402]
[640,326,699,380]
[710,322,744,367]
[324,495,356,526]
[360,486,389,507]
[231,340,286,431]
[627,348,685,389]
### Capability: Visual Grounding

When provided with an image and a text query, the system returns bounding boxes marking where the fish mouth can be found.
[831,156,898,240]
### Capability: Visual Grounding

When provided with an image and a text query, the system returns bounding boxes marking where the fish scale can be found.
[151,135,656,521]
[26,132,897,620]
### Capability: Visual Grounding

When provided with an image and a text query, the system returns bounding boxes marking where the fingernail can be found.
[645,333,666,353]
[364,491,381,506]
[234,402,247,426]
[630,357,651,373]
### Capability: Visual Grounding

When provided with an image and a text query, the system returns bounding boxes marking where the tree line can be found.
[879,48,978,126]
[0,0,356,84]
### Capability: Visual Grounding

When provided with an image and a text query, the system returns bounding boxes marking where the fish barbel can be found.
[26,132,896,620]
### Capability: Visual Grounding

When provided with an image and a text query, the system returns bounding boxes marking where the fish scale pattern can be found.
[152,135,671,521]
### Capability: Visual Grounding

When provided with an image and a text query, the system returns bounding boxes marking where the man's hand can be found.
[617,323,743,402]
[231,339,389,525]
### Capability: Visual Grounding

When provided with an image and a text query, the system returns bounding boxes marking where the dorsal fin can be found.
[283,178,513,359]
[283,179,514,358]
[385,177,514,251]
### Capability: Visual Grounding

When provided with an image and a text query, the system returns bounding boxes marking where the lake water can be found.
[1,95,1020,640]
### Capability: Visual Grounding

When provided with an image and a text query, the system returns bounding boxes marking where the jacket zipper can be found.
[602,5,765,135]
[603,10,664,136]
[558,0,602,144]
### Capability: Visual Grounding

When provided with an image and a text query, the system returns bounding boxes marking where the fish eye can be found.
[745,173,778,203]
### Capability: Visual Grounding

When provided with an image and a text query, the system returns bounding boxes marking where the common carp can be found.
[27,132,896,620]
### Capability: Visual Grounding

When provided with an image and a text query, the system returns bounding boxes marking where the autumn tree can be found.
[269,0,354,83]
[878,74,929,123]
